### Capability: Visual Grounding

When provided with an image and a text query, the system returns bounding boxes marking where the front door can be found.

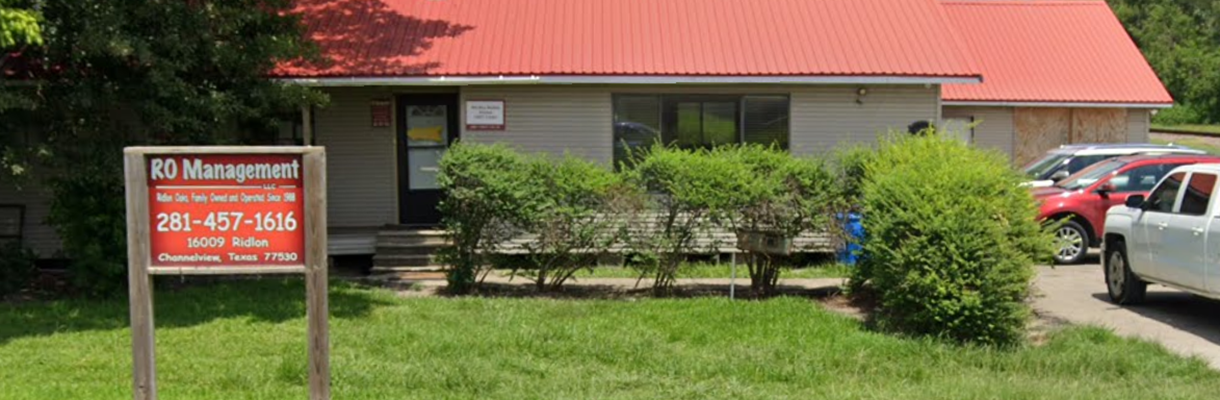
[397,93,459,226]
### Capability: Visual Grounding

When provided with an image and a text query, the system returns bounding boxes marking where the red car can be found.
[1035,154,1220,264]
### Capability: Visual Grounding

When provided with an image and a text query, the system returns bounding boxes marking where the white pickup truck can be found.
[1103,164,1220,304]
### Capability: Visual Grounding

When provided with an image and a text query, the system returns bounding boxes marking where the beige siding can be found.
[0,178,60,257]
[790,85,940,155]
[458,84,939,159]
[315,87,406,227]
[460,86,613,164]
[942,106,1016,158]
[1127,109,1151,143]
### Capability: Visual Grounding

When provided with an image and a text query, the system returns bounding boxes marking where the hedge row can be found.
[436,142,839,295]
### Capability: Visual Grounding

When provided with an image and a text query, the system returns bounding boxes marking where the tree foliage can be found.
[1110,0,1220,124]
[0,0,41,48]
[0,0,323,295]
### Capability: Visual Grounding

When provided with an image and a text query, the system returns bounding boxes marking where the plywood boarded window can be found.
[1013,107,1128,166]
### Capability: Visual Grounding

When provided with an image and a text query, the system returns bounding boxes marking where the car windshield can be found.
[1055,159,1128,191]
[1024,153,1071,179]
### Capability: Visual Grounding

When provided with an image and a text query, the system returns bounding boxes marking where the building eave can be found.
[942,100,1173,109]
[277,74,983,87]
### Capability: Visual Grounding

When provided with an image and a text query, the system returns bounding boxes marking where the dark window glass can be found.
[1147,172,1186,213]
[662,96,739,149]
[613,95,662,165]
[1180,173,1216,216]
[743,96,790,149]
[612,94,790,165]
[1110,164,1179,193]
[1066,155,1108,175]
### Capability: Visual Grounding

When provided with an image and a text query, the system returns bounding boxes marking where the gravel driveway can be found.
[1034,254,1220,369]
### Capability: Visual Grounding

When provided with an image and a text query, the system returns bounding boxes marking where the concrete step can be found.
[374,244,445,256]
[373,254,442,267]
[369,266,447,274]
[376,235,450,247]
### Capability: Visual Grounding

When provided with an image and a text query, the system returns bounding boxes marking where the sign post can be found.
[124,146,328,400]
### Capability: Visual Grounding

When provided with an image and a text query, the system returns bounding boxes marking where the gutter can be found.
[278,74,984,87]
[942,100,1173,109]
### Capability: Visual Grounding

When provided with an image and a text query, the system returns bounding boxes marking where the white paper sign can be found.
[465,100,505,130]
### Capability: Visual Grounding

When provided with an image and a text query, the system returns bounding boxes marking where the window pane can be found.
[613,95,661,165]
[702,101,738,146]
[1148,172,1185,213]
[744,96,789,149]
[1110,164,1177,193]
[1180,173,1216,216]
[674,102,703,147]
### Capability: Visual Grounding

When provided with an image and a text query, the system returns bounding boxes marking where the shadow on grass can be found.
[0,278,395,345]
[443,281,846,301]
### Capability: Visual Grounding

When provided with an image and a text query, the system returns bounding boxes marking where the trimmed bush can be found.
[0,241,37,297]
[621,145,755,292]
[850,133,1053,346]
[712,145,838,295]
[515,155,638,291]
[437,142,546,293]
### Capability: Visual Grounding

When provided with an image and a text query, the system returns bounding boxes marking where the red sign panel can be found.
[147,154,305,268]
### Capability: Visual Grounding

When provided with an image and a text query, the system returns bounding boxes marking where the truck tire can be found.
[1053,220,1089,264]
[1104,240,1146,305]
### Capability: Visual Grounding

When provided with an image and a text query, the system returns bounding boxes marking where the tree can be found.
[1109,0,1220,124]
[0,0,324,295]
[0,0,40,48]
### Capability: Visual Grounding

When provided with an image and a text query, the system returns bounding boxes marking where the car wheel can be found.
[1053,220,1089,264]
[1104,240,1146,305]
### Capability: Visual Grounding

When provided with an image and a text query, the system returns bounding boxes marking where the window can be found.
[1108,164,1180,193]
[1180,173,1216,216]
[939,117,974,143]
[1066,155,1108,176]
[1147,172,1185,213]
[613,94,790,164]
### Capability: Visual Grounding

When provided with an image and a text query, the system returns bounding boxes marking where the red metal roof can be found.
[275,0,980,80]
[940,0,1172,105]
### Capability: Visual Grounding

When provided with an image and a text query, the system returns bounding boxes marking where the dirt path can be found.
[1032,258,1220,369]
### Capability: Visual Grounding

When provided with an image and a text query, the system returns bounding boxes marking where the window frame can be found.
[611,93,792,162]
[1146,171,1187,214]
[1179,172,1217,216]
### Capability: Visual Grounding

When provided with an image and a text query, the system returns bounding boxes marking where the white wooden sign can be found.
[465,100,505,130]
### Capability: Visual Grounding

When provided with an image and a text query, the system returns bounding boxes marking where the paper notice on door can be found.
[407,126,445,143]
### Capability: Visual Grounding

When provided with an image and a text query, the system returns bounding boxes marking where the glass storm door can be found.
[397,93,459,226]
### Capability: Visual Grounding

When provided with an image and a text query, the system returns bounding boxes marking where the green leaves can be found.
[852,132,1055,347]
[1111,0,1220,124]
[0,1,42,47]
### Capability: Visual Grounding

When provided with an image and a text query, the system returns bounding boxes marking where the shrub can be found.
[437,142,546,294]
[0,241,37,297]
[514,155,637,291]
[46,141,129,297]
[850,132,1053,346]
[621,145,754,293]
[830,144,875,212]
[712,145,837,295]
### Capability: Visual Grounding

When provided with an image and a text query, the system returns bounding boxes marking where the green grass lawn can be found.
[566,262,850,280]
[1152,123,1220,136]
[3,279,1219,399]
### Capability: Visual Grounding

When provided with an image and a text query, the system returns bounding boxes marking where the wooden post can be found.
[304,149,330,400]
[302,106,313,146]
[124,151,157,400]
[124,146,328,400]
